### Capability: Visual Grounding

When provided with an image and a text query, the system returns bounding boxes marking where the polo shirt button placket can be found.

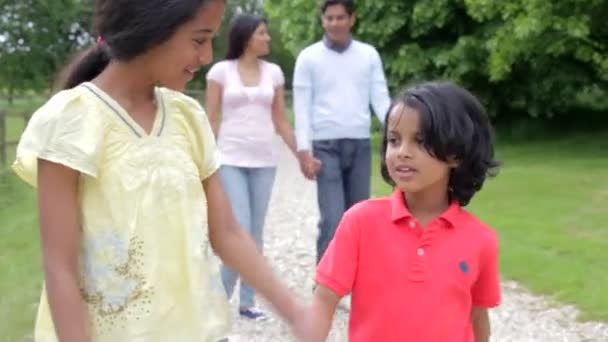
[417,247,424,256]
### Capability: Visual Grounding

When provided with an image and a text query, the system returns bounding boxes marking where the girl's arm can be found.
[205,80,223,137]
[203,172,301,324]
[306,284,341,341]
[37,159,90,342]
[271,85,298,156]
[471,306,491,342]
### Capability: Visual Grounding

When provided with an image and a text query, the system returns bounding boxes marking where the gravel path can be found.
[225,146,608,342]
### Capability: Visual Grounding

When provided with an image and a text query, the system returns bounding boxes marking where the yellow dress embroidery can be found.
[80,234,152,332]
[13,83,231,341]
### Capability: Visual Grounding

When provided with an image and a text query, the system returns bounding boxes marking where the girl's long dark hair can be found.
[225,14,267,60]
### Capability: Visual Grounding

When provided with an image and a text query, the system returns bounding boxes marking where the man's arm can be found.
[293,52,313,152]
[369,49,391,125]
[292,52,319,179]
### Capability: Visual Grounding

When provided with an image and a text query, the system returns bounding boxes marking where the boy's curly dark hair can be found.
[380,81,500,206]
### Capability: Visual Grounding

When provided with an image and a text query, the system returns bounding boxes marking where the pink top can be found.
[316,189,501,342]
[206,60,284,167]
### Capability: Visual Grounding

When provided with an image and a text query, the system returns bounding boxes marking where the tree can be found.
[265,0,608,120]
[0,0,92,100]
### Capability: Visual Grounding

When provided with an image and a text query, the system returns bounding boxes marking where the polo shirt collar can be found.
[390,189,461,228]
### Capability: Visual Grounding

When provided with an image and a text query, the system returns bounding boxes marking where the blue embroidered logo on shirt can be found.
[459,260,469,274]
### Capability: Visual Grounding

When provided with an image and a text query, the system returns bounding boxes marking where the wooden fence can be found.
[0,110,29,170]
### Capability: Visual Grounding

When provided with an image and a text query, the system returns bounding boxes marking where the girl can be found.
[205,14,320,320]
[12,1,307,341]
[305,81,502,341]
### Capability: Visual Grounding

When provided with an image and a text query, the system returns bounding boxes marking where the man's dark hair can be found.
[321,0,354,15]
[380,81,500,206]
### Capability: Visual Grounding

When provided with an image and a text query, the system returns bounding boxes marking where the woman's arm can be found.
[271,86,321,179]
[271,85,298,156]
[471,306,491,342]
[203,172,301,323]
[205,80,223,137]
[37,159,90,342]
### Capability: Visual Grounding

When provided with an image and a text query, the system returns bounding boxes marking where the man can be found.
[293,0,391,265]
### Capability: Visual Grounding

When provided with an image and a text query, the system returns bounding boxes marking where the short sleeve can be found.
[471,230,501,307]
[206,61,227,85]
[315,208,360,297]
[268,63,285,87]
[12,87,105,187]
[168,90,220,180]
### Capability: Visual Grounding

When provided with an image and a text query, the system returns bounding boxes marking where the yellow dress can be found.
[13,82,231,341]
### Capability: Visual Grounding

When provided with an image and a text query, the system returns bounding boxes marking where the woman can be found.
[206,14,320,320]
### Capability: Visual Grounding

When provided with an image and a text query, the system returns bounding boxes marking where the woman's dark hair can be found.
[321,0,354,15]
[224,14,267,60]
[380,81,500,206]
[58,0,219,90]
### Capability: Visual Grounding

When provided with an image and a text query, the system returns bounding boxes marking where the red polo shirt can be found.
[316,190,501,342]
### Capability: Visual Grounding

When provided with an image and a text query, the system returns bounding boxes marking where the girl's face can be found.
[246,23,271,57]
[384,103,456,197]
[148,0,224,91]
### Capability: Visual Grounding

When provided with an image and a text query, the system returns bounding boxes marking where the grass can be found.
[0,172,40,342]
[371,132,608,321]
[1,95,44,341]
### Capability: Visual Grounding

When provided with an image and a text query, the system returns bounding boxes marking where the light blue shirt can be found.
[292,39,391,151]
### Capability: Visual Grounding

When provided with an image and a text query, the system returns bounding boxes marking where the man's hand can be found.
[297,150,321,180]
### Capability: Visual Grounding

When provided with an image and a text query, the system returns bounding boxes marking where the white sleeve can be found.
[270,63,285,87]
[206,61,226,85]
[369,49,391,125]
[292,53,314,151]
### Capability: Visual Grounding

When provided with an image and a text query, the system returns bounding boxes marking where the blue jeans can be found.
[313,138,371,263]
[219,165,276,309]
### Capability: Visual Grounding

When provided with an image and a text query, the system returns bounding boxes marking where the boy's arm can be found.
[306,284,341,342]
[471,306,491,342]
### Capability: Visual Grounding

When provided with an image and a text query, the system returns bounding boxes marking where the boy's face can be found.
[384,104,456,197]
[147,0,225,91]
[321,4,355,45]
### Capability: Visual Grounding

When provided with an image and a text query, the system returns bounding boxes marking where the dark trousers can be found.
[313,138,371,263]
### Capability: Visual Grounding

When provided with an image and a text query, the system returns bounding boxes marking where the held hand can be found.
[297,151,322,180]
[290,304,319,342]
[309,157,322,177]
